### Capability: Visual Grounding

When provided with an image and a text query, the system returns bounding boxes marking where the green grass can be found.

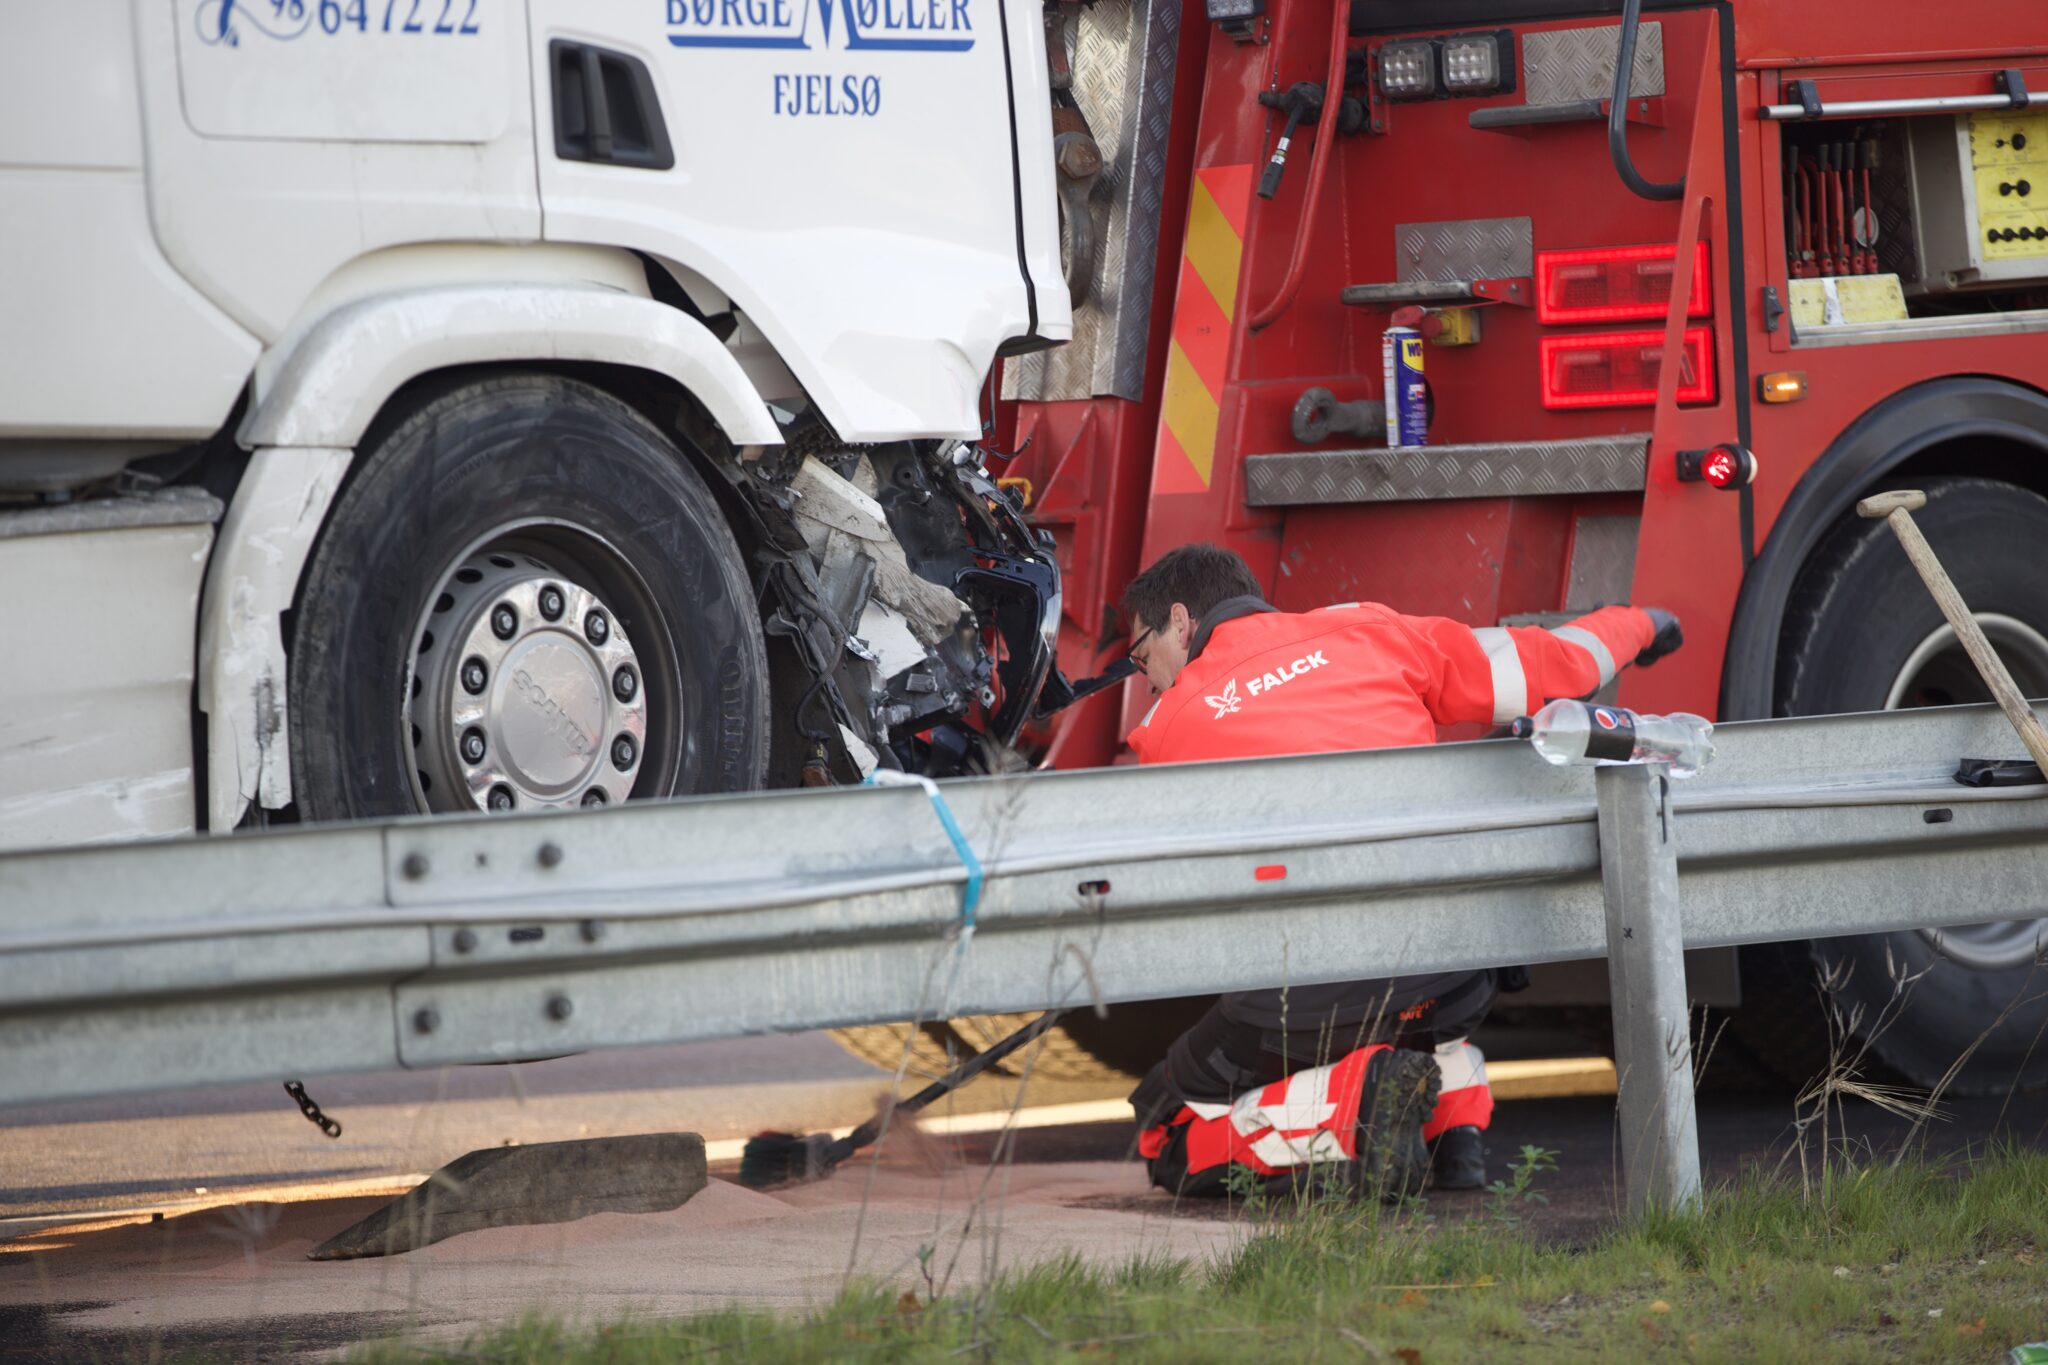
[353,1147,2048,1364]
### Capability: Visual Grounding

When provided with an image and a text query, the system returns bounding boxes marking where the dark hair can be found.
[1120,542,1265,630]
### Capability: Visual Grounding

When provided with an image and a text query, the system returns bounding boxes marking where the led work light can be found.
[1377,30,1512,102]
[1378,40,1438,100]
[1202,0,1264,36]
[1441,33,1506,93]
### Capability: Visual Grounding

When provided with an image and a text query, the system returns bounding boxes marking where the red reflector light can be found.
[1254,864,1288,881]
[1538,326,1715,409]
[1535,241,1712,324]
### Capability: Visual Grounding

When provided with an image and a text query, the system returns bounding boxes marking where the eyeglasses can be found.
[1126,625,1158,668]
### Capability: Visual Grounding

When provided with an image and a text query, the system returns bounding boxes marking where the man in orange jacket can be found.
[1122,543,1681,1198]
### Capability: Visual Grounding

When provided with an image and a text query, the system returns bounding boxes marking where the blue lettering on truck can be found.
[772,74,883,117]
[664,0,972,52]
[199,0,486,44]
[666,0,966,118]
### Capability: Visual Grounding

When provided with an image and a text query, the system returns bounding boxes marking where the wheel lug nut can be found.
[487,784,515,811]
[461,657,488,695]
[491,603,518,640]
[612,666,638,702]
[582,789,608,807]
[585,610,611,646]
[611,734,638,771]
[460,727,487,765]
[538,585,565,621]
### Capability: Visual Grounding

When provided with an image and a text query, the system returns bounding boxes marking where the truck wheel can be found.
[1770,476,2048,1093]
[831,997,1218,1085]
[829,1022,990,1081]
[289,373,768,821]
[948,1012,1139,1082]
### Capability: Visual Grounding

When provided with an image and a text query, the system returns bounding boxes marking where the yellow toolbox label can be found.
[1789,274,1908,328]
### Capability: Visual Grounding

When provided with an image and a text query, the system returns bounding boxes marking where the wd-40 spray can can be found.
[1382,326,1427,448]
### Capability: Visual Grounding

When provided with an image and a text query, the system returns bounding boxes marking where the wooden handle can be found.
[1857,489,1927,518]
[1878,506,2048,773]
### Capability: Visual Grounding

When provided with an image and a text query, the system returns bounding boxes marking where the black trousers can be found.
[1129,969,1499,1130]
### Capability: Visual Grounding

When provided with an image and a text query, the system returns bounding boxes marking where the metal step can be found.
[1244,434,1649,506]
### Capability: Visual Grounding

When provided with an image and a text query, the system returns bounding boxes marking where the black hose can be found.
[795,673,835,743]
[1608,0,1684,202]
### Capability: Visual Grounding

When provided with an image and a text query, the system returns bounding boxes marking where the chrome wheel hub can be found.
[410,551,647,812]
[1888,613,2048,971]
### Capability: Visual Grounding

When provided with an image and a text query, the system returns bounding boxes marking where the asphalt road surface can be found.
[3,1032,2044,1361]
[0,1032,906,1225]
[5,1030,2044,1229]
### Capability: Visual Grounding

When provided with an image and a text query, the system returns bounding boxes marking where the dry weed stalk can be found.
[1783,946,1938,1203]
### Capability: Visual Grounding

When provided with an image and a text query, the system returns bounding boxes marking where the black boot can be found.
[1430,1125,1486,1190]
[1351,1049,1440,1202]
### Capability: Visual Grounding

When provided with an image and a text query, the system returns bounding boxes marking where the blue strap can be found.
[867,771,982,940]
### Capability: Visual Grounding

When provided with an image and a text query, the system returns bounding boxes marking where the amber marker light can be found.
[1758,370,1807,404]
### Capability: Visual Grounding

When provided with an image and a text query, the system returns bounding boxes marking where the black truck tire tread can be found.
[288,372,768,822]
[1768,476,2048,1094]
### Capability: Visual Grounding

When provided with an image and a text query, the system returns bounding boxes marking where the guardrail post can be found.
[1595,762,1703,1218]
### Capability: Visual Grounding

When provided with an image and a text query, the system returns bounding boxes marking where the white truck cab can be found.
[0,0,1069,848]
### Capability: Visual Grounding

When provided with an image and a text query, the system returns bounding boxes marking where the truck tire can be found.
[1768,476,2048,1094]
[289,373,768,821]
[948,1012,1142,1082]
[829,1022,989,1081]
[832,996,1218,1085]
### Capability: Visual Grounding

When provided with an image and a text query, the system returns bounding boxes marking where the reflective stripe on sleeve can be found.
[1551,624,1619,688]
[1471,627,1529,724]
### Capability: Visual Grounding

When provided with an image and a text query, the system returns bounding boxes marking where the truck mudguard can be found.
[240,284,784,451]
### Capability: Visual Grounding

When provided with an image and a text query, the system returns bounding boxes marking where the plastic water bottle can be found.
[1513,699,1716,778]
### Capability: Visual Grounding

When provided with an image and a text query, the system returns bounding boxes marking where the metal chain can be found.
[282,1079,342,1139]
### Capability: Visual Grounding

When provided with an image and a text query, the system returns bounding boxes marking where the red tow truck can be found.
[998,0,2048,1089]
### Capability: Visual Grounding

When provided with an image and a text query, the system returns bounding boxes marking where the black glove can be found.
[1635,608,1683,667]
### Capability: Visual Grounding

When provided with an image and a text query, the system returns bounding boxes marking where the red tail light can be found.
[1535,241,1712,324]
[1538,326,1715,409]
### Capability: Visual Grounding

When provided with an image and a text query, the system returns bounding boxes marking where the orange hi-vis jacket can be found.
[1128,599,1657,765]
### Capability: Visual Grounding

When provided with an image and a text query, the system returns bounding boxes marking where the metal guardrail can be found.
[4,703,2045,1213]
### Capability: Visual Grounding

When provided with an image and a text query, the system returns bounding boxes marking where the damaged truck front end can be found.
[739,434,1062,783]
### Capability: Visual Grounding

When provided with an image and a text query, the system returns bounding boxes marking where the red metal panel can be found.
[1735,0,2048,68]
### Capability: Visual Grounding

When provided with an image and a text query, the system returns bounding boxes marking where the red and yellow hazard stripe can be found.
[1152,164,1252,496]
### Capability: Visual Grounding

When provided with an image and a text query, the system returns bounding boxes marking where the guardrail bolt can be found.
[538,842,564,869]
[412,1006,440,1035]
[579,919,605,944]
[545,994,574,1023]
[451,928,478,954]
[401,852,429,881]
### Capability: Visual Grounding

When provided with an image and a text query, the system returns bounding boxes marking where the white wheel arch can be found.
[200,275,785,833]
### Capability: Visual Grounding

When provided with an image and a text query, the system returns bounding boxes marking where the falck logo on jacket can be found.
[1203,650,1330,720]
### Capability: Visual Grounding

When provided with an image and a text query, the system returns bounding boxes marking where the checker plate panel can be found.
[1244,437,1649,506]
